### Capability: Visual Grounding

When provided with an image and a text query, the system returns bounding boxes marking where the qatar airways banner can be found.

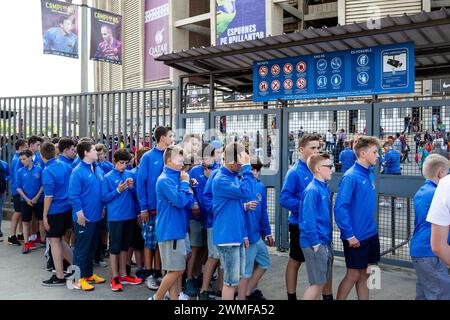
[144,0,170,82]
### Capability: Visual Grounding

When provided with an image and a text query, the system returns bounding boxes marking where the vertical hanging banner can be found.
[144,0,170,82]
[216,0,266,45]
[90,9,122,65]
[41,0,79,59]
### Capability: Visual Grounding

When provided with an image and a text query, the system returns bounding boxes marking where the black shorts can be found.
[21,202,44,222]
[342,234,381,269]
[131,221,144,250]
[109,219,136,255]
[289,224,305,263]
[13,194,21,212]
[47,211,73,238]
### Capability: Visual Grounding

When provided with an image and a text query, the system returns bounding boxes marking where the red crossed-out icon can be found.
[296,61,307,73]
[297,77,307,89]
[284,79,293,90]
[284,63,293,75]
[271,64,280,76]
[259,81,268,92]
[271,80,280,91]
[259,66,268,77]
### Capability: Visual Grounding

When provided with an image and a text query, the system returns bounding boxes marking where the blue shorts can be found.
[217,244,246,287]
[342,234,380,269]
[243,239,270,278]
[142,216,157,250]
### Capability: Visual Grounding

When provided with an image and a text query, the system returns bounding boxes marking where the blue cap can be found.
[210,140,223,150]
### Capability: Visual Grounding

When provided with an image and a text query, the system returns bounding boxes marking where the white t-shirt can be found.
[427,175,450,227]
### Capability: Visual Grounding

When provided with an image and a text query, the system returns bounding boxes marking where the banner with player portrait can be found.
[41,0,79,59]
[90,8,122,65]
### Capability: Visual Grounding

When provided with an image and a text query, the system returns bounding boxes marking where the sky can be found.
[0,0,94,97]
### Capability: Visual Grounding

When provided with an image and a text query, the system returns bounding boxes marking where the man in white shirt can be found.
[427,175,450,266]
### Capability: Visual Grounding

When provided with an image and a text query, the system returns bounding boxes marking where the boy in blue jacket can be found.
[96,144,114,174]
[16,150,44,254]
[381,142,401,175]
[102,149,143,292]
[410,154,450,300]
[184,143,216,296]
[280,133,332,301]
[69,141,106,291]
[58,138,76,168]
[149,146,195,300]
[212,142,253,300]
[40,142,73,287]
[240,157,274,301]
[334,136,381,300]
[8,139,27,246]
[339,140,356,173]
[137,126,174,290]
[299,152,334,300]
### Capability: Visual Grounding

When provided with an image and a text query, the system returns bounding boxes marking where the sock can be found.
[287,292,297,301]
[154,269,162,278]
[146,269,154,278]
[322,294,334,301]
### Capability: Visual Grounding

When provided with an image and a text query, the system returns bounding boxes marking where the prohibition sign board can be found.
[271,64,281,76]
[271,80,280,91]
[297,77,307,89]
[259,81,268,92]
[296,61,307,73]
[259,66,268,77]
[284,79,293,90]
[284,63,293,75]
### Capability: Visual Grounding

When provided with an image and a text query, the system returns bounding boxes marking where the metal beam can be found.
[274,0,304,21]
[174,13,211,27]
[177,24,211,37]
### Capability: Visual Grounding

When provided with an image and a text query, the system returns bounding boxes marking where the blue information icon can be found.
[357,54,369,67]
[357,72,369,85]
[317,76,327,87]
[317,59,327,71]
[331,74,342,86]
[331,57,342,70]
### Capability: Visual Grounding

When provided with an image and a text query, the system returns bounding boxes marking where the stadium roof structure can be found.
[157,8,450,92]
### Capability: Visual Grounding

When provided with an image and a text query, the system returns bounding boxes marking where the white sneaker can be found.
[164,292,170,300]
[380,202,389,208]
[148,294,157,300]
[146,275,159,290]
[179,292,190,300]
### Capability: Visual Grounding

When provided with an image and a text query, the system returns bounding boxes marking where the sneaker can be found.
[0,231,4,242]
[42,275,66,287]
[8,235,21,246]
[110,277,123,292]
[28,241,37,251]
[119,275,143,285]
[85,274,106,284]
[194,276,203,288]
[146,275,159,290]
[148,294,158,300]
[17,233,24,242]
[93,260,108,268]
[22,243,31,254]
[184,278,198,297]
[179,291,190,300]
[380,202,389,208]
[208,289,221,298]
[73,278,95,291]
[246,289,266,301]
[136,269,147,281]
[211,272,218,282]
[198,290,214,300]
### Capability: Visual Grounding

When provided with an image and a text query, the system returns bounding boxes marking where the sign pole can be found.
[80,0,88,137]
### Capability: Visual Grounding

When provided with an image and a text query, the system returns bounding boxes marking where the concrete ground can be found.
[0,220,416,300]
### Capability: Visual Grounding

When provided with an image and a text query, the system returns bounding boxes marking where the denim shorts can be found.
[141,215,157,250]
[243,239,270,278]
[412,256,450,300]
[159,239,187,272]
[217,244,246,287]
[185,232,192,255]
[207,228,220,259]
[303,243,334,285]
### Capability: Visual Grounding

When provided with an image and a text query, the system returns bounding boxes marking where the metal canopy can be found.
[157,8,450,92]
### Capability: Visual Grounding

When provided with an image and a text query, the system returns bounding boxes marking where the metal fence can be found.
[0,87,177,202]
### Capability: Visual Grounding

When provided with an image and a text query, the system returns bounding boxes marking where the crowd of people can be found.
[0,126,448,300]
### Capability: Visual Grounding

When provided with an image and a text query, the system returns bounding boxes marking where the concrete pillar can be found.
[267,0,284,36]
[169,0,189,86]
